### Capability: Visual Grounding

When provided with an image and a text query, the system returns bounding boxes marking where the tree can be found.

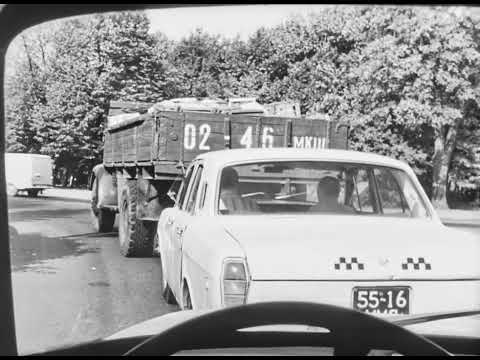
[5,11,173,185]
[234,7,367,113]
[450,123,480,202]
[169,29,230,98]
[320,7,480,208]
[98,12,171,102]
[30,17,108,183]
[5,24,55,154]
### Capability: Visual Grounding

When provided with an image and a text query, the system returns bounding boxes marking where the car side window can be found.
[374,168,407,216]
[336,172,348,206]
[350,169,375,213]
[185,165,204,214]
[176,164,195,209]
[198,182,207,211]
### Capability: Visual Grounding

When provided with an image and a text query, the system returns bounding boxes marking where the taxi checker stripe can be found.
[334,257,365,270]
[402,257,432,270]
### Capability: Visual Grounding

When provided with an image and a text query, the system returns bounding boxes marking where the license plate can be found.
[353,287,410,315]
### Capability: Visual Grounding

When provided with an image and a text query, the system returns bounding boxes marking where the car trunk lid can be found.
[221,215,480,281]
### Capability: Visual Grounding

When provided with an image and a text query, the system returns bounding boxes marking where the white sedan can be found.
[156,148,480,315]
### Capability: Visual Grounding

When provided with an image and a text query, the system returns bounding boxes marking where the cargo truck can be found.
[90,98,348,257]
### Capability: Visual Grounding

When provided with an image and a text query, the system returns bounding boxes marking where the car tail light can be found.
[222,259,249,307]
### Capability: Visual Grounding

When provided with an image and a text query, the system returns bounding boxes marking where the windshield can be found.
[218,161,429,217]
[3,4,480,356]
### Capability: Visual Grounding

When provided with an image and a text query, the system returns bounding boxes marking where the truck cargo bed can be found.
[103,108,348,177]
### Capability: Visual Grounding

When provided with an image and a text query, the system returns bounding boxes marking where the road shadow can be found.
[9,225,103,273]
[8,194,90,204]
[8,208,90,222]
[38,195,90,204]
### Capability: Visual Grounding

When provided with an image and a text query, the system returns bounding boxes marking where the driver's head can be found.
[221,167,239,190]
[317,176,340,201]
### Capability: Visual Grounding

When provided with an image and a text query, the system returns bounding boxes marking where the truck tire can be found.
[27,189,39,197]
[91,177,115,233]
[93,208,116,233]
[118,180,155,257]
[7,183,18,197]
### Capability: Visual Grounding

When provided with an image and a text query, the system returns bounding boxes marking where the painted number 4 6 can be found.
[241,126,274,149]
[184,124,275,150]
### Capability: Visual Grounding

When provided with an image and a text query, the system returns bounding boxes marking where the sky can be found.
[145,5,332,40]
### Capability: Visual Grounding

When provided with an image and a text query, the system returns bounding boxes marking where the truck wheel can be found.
[93,208,115,233]
[91,177,115,233]
[118,180,154,257]
[27,189,39,197]
[7,183,18,197]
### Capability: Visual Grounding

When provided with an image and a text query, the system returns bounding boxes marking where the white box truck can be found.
[4,153,53,197]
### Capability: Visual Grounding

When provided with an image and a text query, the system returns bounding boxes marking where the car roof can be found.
[195,148,411,171]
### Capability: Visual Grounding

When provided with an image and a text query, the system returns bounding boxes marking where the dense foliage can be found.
[5,6,480,207]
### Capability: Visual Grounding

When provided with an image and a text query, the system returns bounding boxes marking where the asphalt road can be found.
[8,195,178,355]
[7,195,480,355]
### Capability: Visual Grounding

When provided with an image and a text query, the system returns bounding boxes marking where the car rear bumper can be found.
[246,280,480,315]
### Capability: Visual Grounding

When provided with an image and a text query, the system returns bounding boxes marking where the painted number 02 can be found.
[184,124,211,150]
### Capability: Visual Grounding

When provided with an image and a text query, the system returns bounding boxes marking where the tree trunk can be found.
[21,35,34,75]
[431,124,458,209]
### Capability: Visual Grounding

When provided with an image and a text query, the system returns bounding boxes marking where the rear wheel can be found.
[93,208,116,233]
[118,180,155,257]
[91,177,115,233]
[6,183,18,197]
[27,189,39,197]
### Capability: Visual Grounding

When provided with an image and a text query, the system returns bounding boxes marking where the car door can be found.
[163,163,196,287]
[171,162,204,297]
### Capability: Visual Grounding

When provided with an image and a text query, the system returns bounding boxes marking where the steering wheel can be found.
[124,302,450,356]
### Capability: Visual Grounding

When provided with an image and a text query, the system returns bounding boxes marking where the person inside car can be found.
[219,167,258,214]
[310,176,355,214]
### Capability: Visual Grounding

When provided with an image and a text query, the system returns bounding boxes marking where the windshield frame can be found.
[213,159,433,218]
